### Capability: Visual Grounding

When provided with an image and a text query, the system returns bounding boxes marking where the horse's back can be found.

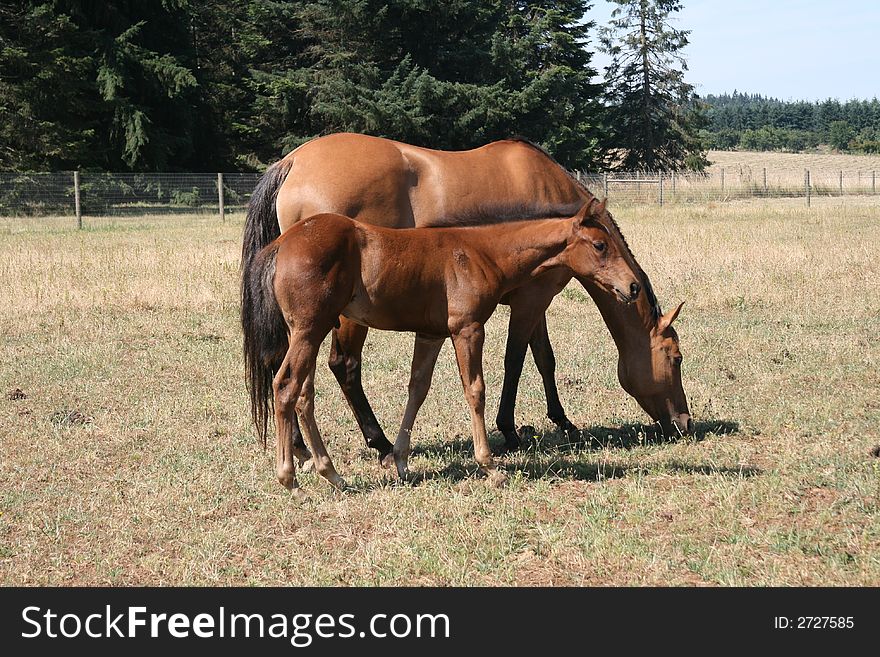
[276,134,416,230]
[274,133,586,232]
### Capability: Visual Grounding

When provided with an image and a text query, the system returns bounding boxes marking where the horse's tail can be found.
[241,160,292,447]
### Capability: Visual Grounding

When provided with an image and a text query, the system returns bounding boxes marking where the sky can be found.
[587,0,880,101]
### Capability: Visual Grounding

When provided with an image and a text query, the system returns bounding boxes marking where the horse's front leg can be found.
[529,313,578,439]
[450,323,505,487]
[496,303,543,452]
[392,333,445,480]
[327,318,395,463]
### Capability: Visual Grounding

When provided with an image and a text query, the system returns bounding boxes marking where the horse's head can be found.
[616,301,693,435]
[568,199,641,304]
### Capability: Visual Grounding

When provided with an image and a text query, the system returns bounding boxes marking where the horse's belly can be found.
[342,294,446,335]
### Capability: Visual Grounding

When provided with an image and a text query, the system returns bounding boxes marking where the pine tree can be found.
[599,0,707,171]
[273,0,605,169]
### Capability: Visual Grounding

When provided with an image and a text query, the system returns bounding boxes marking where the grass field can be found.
[708,150,880,192]
[2,199,879,586]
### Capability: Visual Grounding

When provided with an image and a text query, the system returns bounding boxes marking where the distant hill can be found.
[702,93,880,154]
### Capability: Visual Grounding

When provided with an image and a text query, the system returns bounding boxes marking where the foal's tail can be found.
[241,160,293,447]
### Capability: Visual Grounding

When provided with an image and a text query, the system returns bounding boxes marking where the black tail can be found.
[241,161,293,447]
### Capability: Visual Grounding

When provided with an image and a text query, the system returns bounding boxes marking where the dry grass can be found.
[709,150,880,190]
[1,202,879,586]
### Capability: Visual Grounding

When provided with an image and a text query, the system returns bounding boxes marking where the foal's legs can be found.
[273,337,322,496]
[326,318,395,461]
[450,323,505,486]
[392,334,445,480]
[296,361,347,491]
[529,315,578,437]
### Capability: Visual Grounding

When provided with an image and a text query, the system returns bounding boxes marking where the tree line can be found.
[0,0,705,173]
[703,92,880,154]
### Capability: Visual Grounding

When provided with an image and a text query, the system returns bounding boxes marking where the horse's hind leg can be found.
[288,414,313,469]
[297,362,347,491]
[392,334,445,480]
[273,350,308,497]
[328,318,395,462]
[529,314,578,438]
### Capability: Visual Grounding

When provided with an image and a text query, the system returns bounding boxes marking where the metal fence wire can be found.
[0,168,877,218]
[0,172,261,217]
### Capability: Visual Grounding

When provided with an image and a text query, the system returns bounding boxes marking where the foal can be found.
[246,199,640,494]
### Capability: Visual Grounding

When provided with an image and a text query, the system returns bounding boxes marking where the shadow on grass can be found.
[339,418,747,493]
[411,418,741,459]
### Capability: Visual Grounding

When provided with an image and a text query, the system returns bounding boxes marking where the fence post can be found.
[217,173,225,222]
[671,171,676,197]
[658,173,664,206]
[839,170,843,195]
[603,172,608,199]
[720,168,725,196]
[805,170,811,207]
[873,170,876,194]
[763,167,767,194]
[74,171,82,229]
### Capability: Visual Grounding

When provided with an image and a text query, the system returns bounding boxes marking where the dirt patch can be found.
[50,409,95,426]
[7,388,27,400]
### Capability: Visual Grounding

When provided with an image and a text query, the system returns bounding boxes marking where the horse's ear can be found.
[575,196,608,228]
[573,202,591,224]
[658,301,684,331]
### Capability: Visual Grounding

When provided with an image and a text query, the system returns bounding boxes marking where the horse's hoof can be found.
[553,418,579,439]
[290,488,309,502]
[330,476,350,492]
[277,469,297,490]
[486,470,508,488]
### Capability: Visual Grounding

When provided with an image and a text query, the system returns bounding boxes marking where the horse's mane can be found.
[507,136,663,321]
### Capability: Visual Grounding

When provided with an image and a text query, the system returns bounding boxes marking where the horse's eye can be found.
[593,241,606,252]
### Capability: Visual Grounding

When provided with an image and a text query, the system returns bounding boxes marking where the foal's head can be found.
[566,199,641,304]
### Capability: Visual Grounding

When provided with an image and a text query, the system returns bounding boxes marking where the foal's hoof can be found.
[277,469,297,490]
[486,470,508,488]
[330,476,350,493]
[290,488,309,502]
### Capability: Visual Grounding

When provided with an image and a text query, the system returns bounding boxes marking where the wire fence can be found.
[1,168,877,220]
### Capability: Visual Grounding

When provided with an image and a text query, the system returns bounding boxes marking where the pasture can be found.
[1,198,879,586]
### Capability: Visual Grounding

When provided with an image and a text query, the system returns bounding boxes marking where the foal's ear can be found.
[575,197,607,226]
[573,202,591,224]
[658,301,685,331]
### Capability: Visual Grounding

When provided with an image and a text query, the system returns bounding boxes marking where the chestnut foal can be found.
[244,199,640,494]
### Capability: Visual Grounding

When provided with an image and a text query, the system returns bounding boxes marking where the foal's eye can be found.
[593,241,606,252]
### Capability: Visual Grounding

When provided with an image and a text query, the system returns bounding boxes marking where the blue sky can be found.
[587,0,880,100]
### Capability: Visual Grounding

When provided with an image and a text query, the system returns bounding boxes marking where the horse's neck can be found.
[588,285,655,351]
[483,219,572,290]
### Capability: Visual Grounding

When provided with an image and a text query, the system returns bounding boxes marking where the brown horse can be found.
[242,202,641,492]
[241,133,692,466]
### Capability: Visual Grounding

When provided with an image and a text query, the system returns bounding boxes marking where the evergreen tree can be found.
[278,0,605,169]
[599,0,707,171]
